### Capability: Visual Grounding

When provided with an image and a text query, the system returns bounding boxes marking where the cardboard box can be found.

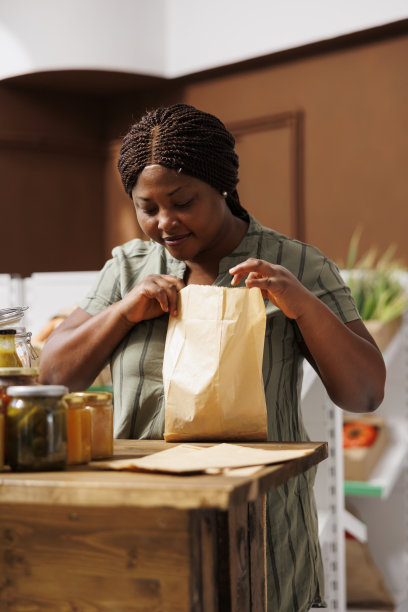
[343,416,388,481]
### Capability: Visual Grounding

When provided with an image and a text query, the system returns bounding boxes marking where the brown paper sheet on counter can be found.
[96,443,314,475]
[162,285,268,442]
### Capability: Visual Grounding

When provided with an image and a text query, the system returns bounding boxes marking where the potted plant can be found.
[342,230,407,352]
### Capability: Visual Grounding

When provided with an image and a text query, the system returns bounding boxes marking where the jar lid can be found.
[64,393,86,408]
[7,385,69,397]
[70,391,112,405]
[0,307,28,327]
[0,329,17,335]
[0,367,40,377]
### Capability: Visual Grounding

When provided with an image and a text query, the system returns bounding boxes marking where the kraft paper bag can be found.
[163,285,268,442]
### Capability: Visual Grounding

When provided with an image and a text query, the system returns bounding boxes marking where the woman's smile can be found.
[162,232,193,247]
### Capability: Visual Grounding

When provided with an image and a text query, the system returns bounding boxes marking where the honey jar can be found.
[64,393,92,465]
[0,329,23,367]
[71,391,113,459]
[6,385,68,471]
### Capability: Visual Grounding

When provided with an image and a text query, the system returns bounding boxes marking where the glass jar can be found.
[0,407,4,471]
[0,329,23,367]
[71,391,113,459]
[6,385,68,471]
[14,327,37,368]
[0,367,40,462]
[64,393,91,465]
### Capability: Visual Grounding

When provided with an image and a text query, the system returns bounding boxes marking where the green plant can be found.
[344,229,407,323]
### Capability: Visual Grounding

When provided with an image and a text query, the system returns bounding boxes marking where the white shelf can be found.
[344,422,408,499]
[343,509,367,542]
[318,509,331,542]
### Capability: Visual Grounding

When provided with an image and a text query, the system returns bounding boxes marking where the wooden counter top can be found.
[0,439,327,510]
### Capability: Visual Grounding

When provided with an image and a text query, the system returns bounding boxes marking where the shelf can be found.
[300,360,316,399]
[318,509,331,543]
[344,509,367,542]
[344,422,408,498]
[382,318,404,368]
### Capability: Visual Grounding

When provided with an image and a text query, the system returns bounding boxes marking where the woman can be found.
[40,103,386,611]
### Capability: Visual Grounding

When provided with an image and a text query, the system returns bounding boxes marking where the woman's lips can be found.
[163,233,192,246]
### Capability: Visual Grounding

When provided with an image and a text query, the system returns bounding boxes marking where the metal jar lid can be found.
[0,367,40,377]
[71,391,112,405]
[7,385,69,397]
[0,307,28,327]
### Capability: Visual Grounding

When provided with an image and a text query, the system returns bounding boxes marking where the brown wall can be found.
[0,85,106,276]
[181,32,408,266]
[1,26,407,278]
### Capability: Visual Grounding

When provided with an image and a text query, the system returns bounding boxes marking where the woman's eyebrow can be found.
[135,186,183,202]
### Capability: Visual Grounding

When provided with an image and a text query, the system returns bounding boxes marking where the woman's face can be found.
[132,165,229,262]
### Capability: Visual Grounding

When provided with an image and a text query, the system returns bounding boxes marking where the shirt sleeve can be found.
[78,257,121,315]
[312,256,361,323]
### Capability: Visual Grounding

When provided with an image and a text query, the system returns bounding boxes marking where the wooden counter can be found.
[0,440,327,611]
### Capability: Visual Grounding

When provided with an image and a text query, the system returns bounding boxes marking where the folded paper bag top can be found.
[163,285,268,442]
[96,443,315,474]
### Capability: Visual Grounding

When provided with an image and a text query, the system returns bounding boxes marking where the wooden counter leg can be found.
[199,495,266,612]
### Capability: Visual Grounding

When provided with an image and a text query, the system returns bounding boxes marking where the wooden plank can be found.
[0,441,328,511]
[248,496,266,611]
[228,502,251,611]
[0,503,194,611]
[188,510,218,612]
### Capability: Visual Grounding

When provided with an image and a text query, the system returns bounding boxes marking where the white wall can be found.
[0,0,407,81]
[166,0,408,77]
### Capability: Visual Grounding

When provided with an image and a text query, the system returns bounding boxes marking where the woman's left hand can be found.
[230,257,386,414]
[229,258,314,320]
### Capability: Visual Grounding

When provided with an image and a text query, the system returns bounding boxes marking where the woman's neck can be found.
[185,215,248,285]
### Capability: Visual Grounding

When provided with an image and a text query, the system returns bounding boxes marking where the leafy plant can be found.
[343,229,407,323]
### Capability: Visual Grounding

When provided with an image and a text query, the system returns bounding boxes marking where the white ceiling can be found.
[0,0,407,81]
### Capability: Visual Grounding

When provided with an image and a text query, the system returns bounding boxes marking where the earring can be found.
[222,191,227,197]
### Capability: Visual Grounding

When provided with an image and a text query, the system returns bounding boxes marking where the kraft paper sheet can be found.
[96,443,315,475]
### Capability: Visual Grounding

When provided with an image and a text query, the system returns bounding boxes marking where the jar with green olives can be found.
[6,385,68,471]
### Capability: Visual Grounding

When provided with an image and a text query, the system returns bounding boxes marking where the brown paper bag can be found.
[163,285,268,442]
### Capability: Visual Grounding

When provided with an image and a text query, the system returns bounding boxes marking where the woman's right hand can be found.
[119,274,185,324]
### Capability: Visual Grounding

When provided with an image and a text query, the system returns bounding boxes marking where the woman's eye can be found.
[175,199,193,209]
[142,208,158,216]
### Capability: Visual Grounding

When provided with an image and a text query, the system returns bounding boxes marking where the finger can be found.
[230,273,244,286]
[245,276,275,293]
[229,258,271,279]
[166,283,181,317]
[153,287,170,313]
[163,275,185,291]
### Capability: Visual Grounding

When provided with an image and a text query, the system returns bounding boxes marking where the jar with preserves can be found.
[0,367,40,461]
[0,329,23,367]
[0,408,4,471]
[6,385,68,471]
[64,393,91,465]
[71,391,113,459]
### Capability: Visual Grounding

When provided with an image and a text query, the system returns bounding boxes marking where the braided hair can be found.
[117,103,249,222]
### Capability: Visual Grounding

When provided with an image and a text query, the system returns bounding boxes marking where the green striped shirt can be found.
[80,215,360,611]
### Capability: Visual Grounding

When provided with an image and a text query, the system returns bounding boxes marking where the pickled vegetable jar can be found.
[64,393,91,465]
[0,410,4,471]
[6,385,68,471]
[0,329,23,367]
[0,367,39,461]
[72,391,113,459]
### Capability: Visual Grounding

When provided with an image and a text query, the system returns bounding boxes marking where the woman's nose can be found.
[157,210,177,232]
